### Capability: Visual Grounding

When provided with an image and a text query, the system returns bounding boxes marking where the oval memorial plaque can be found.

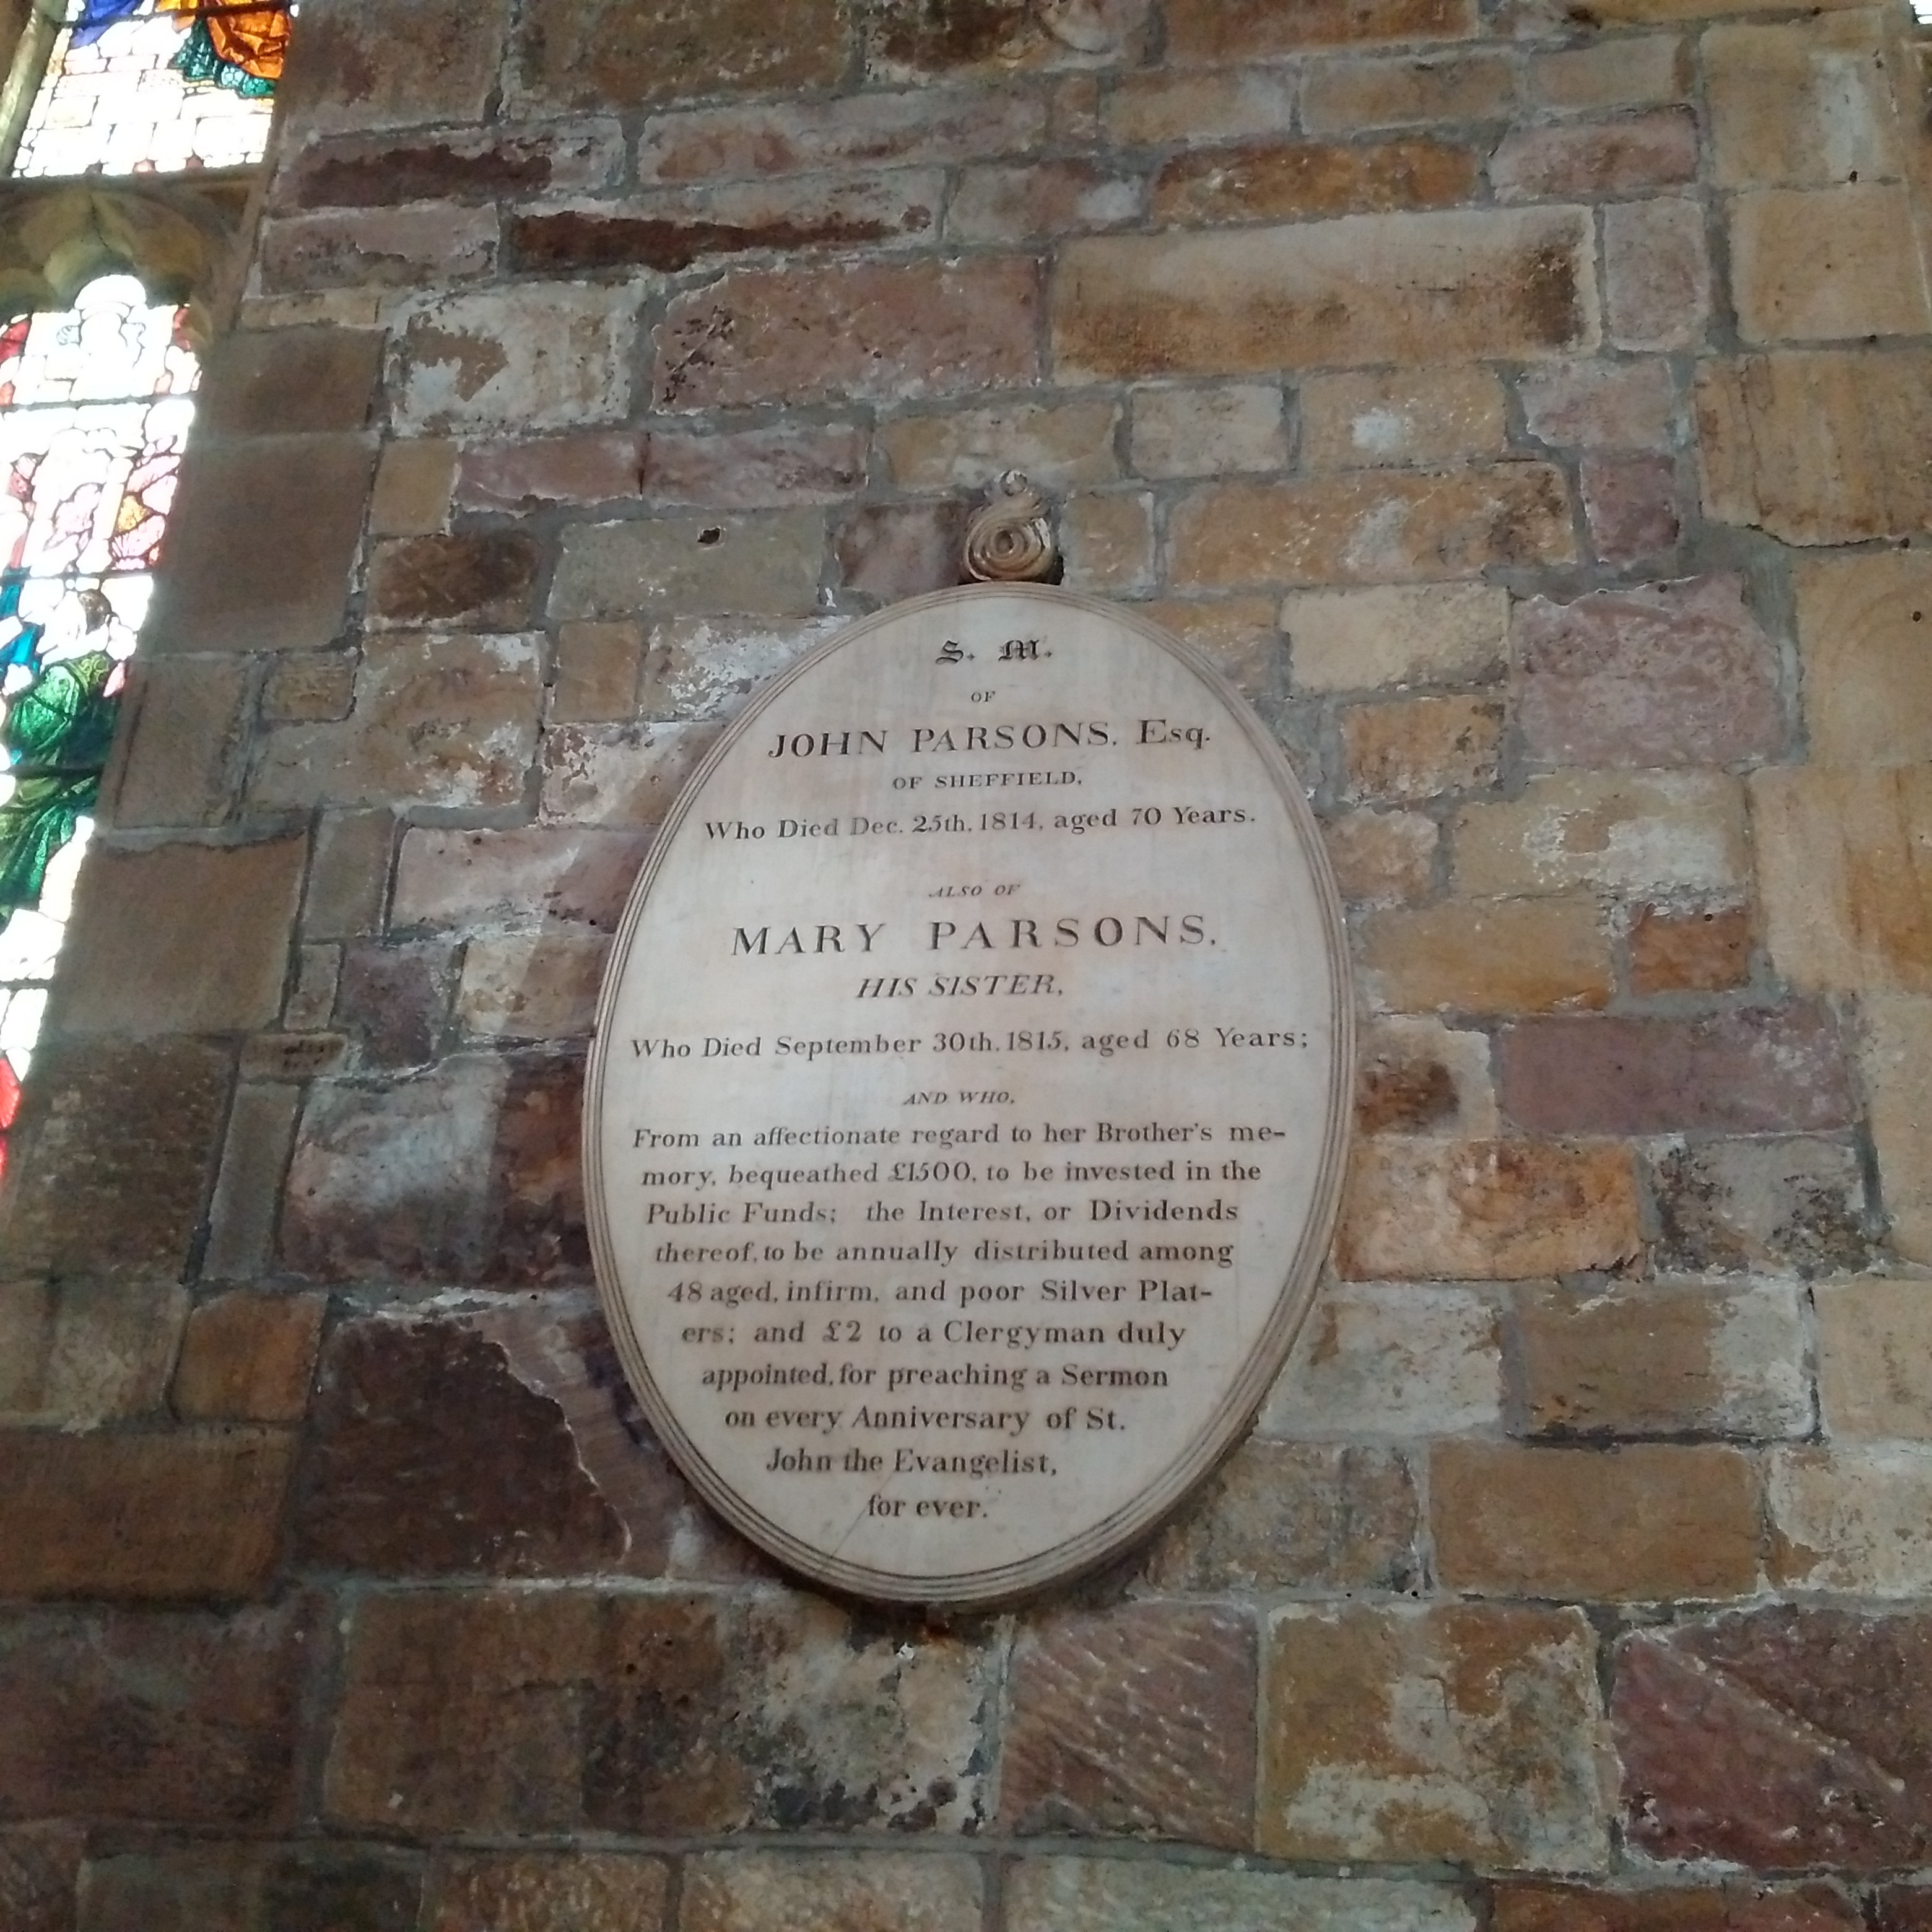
[586,585,1352,1606]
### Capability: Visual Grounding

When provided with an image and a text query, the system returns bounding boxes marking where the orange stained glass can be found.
[156,0,289,84]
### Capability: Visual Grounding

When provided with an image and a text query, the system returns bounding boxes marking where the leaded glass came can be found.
[0,274,198,1183]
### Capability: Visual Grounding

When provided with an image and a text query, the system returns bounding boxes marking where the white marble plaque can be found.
[585,586,1351,1606]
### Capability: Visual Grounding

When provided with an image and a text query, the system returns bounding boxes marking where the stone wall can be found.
[4,0,1932,1925]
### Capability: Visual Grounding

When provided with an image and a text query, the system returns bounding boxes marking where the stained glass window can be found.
[0,274,198,1184]
[12,0,290,179]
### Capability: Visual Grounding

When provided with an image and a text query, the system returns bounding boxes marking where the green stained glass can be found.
[0,648,115,931]
[169,15,278,95]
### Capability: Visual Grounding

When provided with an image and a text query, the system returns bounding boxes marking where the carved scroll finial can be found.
[964,470,1059,584]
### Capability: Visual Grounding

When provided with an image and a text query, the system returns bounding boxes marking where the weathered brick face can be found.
[1,0,1929,1921]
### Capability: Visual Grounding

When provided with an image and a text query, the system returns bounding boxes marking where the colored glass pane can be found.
[14,0,290,180]
[0,274,198,1115]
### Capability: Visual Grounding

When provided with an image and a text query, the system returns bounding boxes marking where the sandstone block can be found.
[1697,350,1932,544]
[637,614,841,722]
[1339,1139,1642,1279]
[513,0,846,110]
[1614,1606,1932,1868]
[1103,69,1298,144]
[552,620,644,722]
[1629,903,1753,995]
[1705,16,1901,189]
[1498,1003,1853,1136]
[142,433,372,654]
[369,438,453,536]
[949,158,1141,241]
[1286,582,1507,691]
[1001,1603,1255,1846]
[1261,1280,1503,1438]
[195,325,382,437]
[173,1292,324,1424]
[1172,466,1573,588]
[1531,37,1687,110]
[1816,1278,1932,1437]
[1604,196,1711,349]
[1165,0,1477,60]
[253,634,542,812]
[260,653,355,724]
[201,1081,303,1279]
[1128,384,1285,479]
[552,513,827,625]
[280,121,626,210]
[642,422,869,507]
[259,206,498,292]
[1491,109,1697,200]
[334,939,454,1066]
[1359,897,1612,1014]
[1751,766,1932,993]
[394,826,652,934]
[456,433,643,512]
[1321,807,1440,905]
[859,0,1149,80]
[1061,490,1154,593]
[1863,995,1932,1264]
[0,1427,295,1599]
[1795,551,1932,764]
[1454,772,1748,898]
[1357,1014,1497,1137]
[105,656,246,829]
[458,929,610,1040]
[279,0,506,134]
[682,1853,980,1932]
[539,720,718,828]
[0,1279,187,1427]
[1650,1136,1870,1281]
[1434,1441,1761,1598]
[834,500,970,603]
[430,1854,668,1932]
[1516,574,1783,768]
[305,810,393,941]
[1514,1280,1808,1439]
[1341,694,1502,804]
[1009,1861,1476,1932]
[1731,186,1929,343]
[326,1590,989,1832]
[1261,1603,1610,1869]
[391,285,637,433]
[1771,1445,1932,1593]
[1490,1886,1861,1932]
[1055,209,1596,378]
[1303,48,1514,129]
[1153,137,1477,224]
[367,532,542,631]
[882,398,1119,489]
[0,1598,310,1825]
[1519,358,1674,449]
[1133,598,1286,703]
[1582,453,1681,565]
[655,258,1039,409]
[1139,1440,1422,1592]
[1299,365,1509,470]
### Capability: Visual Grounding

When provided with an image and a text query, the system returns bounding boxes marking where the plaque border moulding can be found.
[582,583,1355,1612]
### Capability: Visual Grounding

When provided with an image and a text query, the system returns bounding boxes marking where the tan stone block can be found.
[1795,551,1932,764]
[106,657,246,830]
[1009,1861,1477,1932]
[1627,903,1752,996]
[393,825,653,934]
[1102,69,1300,146]
[261,654,355,724]
[457,929,611,1039]
[1130,385,1286,479]
[1261,1280,1503,1438]
[1300,365,1509,470]
[1055,210,1596,379]
[1586,0,1866,18]
[1515,1281,1808,1438]
[391,285,637,433]
[1341,694,1502,804]
[369,438,455,536]
[1261,1603,1610,1869]
[1696,349,1932,544]
[1061,491,1154,594]
[1751,767,1932,993]
[282,943,341,1033]
[880,399,1120,490]
[50,837,303,1037]
[1354,1014,1499,1136]
[1862,994,1932,1263]
[1338,1139,1643,1279]
[1604,196,1712,350]
[1816,1277,1932,1436]
[1360,898,1612,1014]
[173,1292,325,1424]
[1285,582,1507,692]
[538,720,719,828]
[430,1854,669,1932]
[1321,808,1439,905]
[859,0,1151,81]
[0,1280,188,1426]
[1302,48,1514,129]
[1154,136,1478,224]
[636,615,841,723]
[201,1082,302,1282]
[1770,1445,1932,1593]
[1167,0,1477,59]
[1518,359,1675,450]
[948,159,1142,242]
[552,620,643,723]
[196,327,384,439]
[1705,15,1902,190]
[1454,772,1749,898]
[252,635,542,812]
[260,205,498,292]
[1490,108,1697,202]
[1731,186,1929,343]
[1531,37,1687,110]
[682,1853,980,1932]
[1432,1441,1762,1598]
[305,810,392,941]
[0,1428,297,1599]
[280,0,505,134]
[549,511,824,622]
[1133,598,1284,703]
[1174,466,1572,589]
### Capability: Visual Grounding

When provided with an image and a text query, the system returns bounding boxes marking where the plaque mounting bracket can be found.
[962,469,1060,584]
